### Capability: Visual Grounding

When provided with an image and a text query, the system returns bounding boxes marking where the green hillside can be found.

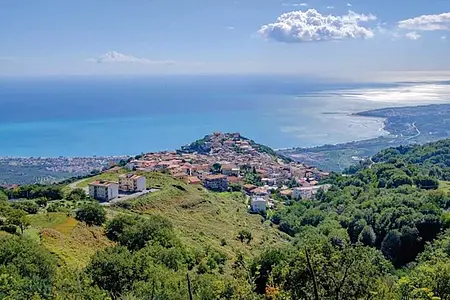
[5,139,450,299]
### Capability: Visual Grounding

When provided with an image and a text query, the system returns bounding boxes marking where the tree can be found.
[35,197,48,208]
[0,235,57,299]
[7,209,30,234]
[414,176,439,190]
[67,188,87,201]
[108,214,178,251]
[106,214,139,241]
[86,246,136,297]
[237,230,252,244]
[11,200,39,214]
[381,230,402,267]
[211,163,222,174]
[358,225,376,247]
[75,202,106,226]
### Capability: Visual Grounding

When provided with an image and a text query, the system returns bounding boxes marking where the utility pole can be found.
[186,272,193,300]
[305,247,320,300]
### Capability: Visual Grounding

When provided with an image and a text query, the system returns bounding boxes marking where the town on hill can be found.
[3,135,450,298]
[121,132,330,204]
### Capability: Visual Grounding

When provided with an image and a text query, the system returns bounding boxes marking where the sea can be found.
[0,75,446,157]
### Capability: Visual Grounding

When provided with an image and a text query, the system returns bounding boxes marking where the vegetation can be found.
[4,139,450,298]
[75,202,107,226]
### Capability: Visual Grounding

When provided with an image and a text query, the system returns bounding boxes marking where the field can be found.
[115,172,290,259]
[27,213,113,268]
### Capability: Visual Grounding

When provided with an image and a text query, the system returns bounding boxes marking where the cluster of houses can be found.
[88,173,146,201]
[245,183,332,213]
[124,133,329,195]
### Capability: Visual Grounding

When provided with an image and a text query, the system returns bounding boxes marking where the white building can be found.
[292,184,332,200]
[250,196,267,213]
[89,181,119,201]
[118,174,146,192]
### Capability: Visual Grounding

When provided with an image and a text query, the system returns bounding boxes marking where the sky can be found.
[1,0,450,79]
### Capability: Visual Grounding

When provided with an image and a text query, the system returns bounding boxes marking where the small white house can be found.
[89,181,119,202]
[250,196,267,213]
[292,184,332,200]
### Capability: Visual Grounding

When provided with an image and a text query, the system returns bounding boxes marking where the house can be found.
[250,187,269,198]
[243,184,257,193]
[89,180,119,201]
[118,174,146,192]
[292,184,331,200]
[250,196,267,213]
[280,189,292,197]
[186,176,201,185]
[222,164,240,176]
[203,175,228,192]
[172,172,188,181]
[227,176,242,184]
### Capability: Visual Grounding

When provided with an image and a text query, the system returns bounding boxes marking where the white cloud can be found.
[282,2,308,7]
[442,35,447,40]
[94,51,175,65]
[405,31,421,40]
[398,12,450,31]
[326,6,334,9]
[258,9,376,43]
[347,3,352,7]
[227,26,235,30]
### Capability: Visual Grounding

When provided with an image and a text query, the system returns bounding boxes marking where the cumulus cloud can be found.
[258,9,376,43]
[405,31,421,40]
[94,51,175,65]
[347,3,352,7]
[398,12,450,31]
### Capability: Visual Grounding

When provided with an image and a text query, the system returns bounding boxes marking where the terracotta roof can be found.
[251,187,268,195]
[89,180,117,187]
[204,174,227,180]
[280,189,292,196]
[243,184,257,190]
[187,176,201,184]
[227,176,241,183]
[119,173,143,180]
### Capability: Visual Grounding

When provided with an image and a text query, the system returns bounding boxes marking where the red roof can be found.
[205,174,227,180]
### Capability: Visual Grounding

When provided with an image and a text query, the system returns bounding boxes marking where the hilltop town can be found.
[120,132,330,208]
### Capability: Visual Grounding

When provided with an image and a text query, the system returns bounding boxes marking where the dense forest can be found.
[3,140,450,299]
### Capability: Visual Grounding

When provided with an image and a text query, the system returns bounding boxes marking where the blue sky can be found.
[1,0,449,78]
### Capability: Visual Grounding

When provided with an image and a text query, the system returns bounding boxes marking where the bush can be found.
[11,200,39,214]
[75,202,106,226]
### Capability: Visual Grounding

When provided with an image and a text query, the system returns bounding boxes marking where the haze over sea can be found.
[1,75,449,157]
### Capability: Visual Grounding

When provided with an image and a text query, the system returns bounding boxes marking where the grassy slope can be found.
[37,171,288,269]
[27,213,113,268]
[121,172,290,259]
[75,168,128,188]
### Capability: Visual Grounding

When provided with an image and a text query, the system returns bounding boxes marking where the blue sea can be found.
[0,75,411,157]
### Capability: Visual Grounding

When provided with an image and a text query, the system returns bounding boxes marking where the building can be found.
[292,184,332,200]
[250,196,267,213]
[222,164,240,177]
[118,174,146,192]
[89,180,119,201]
[186,176,202,185]
[203,175,228,192]
[251,187,269,198]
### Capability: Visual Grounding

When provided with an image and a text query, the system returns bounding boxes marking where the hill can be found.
[6,137,450,299]
[181,132,293,163]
